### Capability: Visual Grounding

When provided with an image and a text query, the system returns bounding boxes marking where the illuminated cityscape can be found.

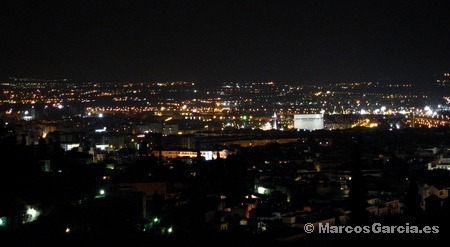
[2,76,450,245]
[1,0,450,246]
[1,78,450,136]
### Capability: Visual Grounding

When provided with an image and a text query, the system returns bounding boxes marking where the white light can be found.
[98,113,103,118]
[26,207,40,222]
[257,186,266,194]
[27,208,37,218]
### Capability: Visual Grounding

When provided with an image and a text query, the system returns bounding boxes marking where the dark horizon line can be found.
[2,75,437,86]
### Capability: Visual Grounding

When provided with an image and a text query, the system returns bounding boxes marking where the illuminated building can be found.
[293,114,324,131]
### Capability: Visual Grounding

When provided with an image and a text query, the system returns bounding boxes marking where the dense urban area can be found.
[1,74,450,246]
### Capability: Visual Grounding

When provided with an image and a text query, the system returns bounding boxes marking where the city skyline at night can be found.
[2,1,450,245]
[1,0,450,87]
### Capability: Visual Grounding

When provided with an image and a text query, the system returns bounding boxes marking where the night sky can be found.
[1,0,449,87]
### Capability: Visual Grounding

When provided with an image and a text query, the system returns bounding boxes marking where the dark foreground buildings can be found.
[1,119,450,246]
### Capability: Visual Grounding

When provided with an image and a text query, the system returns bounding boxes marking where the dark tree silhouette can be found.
[138,140,148,157]
[404,180,422,224]
[36,136,47,160]
[348,167,369,225]
[347,134,370,225]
